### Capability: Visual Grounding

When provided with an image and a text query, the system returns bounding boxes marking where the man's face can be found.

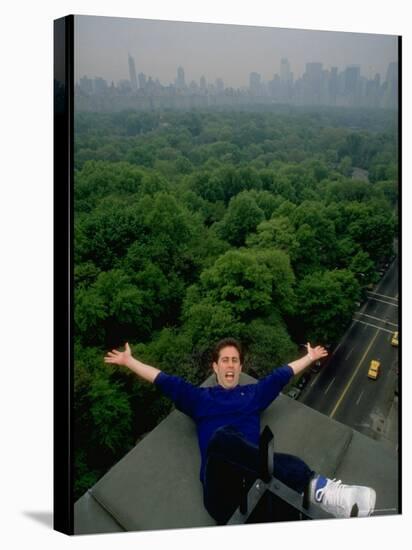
[213,345,242,389]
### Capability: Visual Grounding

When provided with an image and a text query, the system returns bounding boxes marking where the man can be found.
[104,338,376,524]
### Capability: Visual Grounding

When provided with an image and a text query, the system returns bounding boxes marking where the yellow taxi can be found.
[368,360,381,380]
[391,331,399,347]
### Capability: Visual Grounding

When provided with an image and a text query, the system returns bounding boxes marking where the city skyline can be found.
[78,54,396,92]
[74,15,398,88]
[76,52,397,112]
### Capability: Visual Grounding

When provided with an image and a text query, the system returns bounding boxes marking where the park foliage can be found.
[73,106,398,498]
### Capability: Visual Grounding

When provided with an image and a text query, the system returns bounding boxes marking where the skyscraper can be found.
[249,72,262,95]
[303,62,323,104]
[138,72,147,90]
[329,67,338,105]
[279,58,293,101]
[176,66,186,90]
[215,77,224,93]
[128,53,138,91]
[280,58,291,83]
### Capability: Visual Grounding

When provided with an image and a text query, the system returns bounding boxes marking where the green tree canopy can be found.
[215,191,265,246]
[295,269,360,343]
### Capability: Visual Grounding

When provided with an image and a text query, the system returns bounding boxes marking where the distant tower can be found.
[176,66,186,89]
[280,58,293,101]
[79,75,94,94]
[249,72,261,95]
[280,58,291,83]
[128,53,138,91]
[329,67,338,105]
[344,65,360,95]
[138,72,147,90]
[304,62,323,104]
[215,77,224,93]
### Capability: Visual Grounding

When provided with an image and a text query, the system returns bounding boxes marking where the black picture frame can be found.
[54,14,74,535]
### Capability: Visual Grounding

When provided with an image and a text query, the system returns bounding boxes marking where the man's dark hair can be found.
[212,338,244,364]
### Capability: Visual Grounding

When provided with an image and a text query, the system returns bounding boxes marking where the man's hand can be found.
[288,342,328,375]
[104,342,132,367]
[306,342,328,362]
[104,342,161,383]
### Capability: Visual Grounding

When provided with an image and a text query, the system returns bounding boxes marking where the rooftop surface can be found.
[74,372,399,534]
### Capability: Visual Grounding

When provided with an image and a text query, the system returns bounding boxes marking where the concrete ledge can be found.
[90,408,214,531]
[334,431,398,515]
[262,396,353,479]
[74,371,398,534]
[74,490,125,535]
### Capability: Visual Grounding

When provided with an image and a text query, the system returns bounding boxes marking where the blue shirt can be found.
[154,365,293,481]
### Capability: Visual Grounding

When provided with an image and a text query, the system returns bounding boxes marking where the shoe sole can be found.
[351,488,376,518]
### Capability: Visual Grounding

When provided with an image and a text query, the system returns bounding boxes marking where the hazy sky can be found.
[74,15,398,87]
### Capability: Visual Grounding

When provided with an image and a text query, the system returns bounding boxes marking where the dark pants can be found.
[202,426,315,524]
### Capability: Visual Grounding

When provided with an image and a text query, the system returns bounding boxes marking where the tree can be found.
[292,201,337,274]
[88,374,133,453]
[247,190,282,219]
[338,155,352,177]
[74,160,144,212]
[369,152,397,183]
[246,216,299,261]
[74,269,151,347]
[349,250,375,285]
[74,345,134,499]
[338,133,366,167]
[254,249,296,315]
[198,250,273,317]
[344,202,395,263]
[74,199,145,269]
[295,269,360,343]
[215,192,265,246]
[242,316,297,378]
[195,248,295,320]
[182,301,243,361]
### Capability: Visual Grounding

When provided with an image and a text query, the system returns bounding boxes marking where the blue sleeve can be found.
[154,372,201,419]
[255,365,294,411]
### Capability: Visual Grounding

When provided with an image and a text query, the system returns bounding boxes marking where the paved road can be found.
[301,257,399,447]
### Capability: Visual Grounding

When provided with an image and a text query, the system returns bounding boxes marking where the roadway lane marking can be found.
[367,291,398,301]
[324,377,336,395]
[352,319,396,334]
[367,297,398,307]
[355,312,398,327]
[345,347,354,360]
[356,390,364,405]
[329,329,380,419]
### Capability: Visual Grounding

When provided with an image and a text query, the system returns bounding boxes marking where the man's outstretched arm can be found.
[288,342,328,375]
[104,342,161,383]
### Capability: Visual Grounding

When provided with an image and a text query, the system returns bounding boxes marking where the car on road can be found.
[391,331,399,347]
[296,373,311,390]
[368,360,381,380]
[287,388,301,400]
[311,360,322,373]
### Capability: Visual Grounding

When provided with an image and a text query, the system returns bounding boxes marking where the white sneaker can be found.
[310,476,376,518]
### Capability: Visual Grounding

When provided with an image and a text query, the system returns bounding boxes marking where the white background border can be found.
[1,1,408,548]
